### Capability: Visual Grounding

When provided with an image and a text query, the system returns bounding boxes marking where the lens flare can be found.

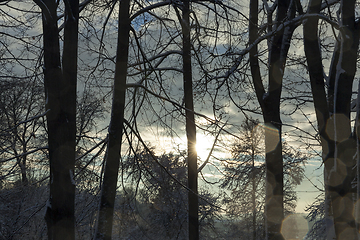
[281,214,309,240]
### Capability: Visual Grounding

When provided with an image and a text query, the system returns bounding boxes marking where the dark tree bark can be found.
[249,0,295,239]
[303,0,336,238]
[304,0,360,239]
[330,1,359,238]
[37,0,79,239]
[249,3,263,240]
[181,0,199,239]
[251,127,257,240]
[94,0,130,239]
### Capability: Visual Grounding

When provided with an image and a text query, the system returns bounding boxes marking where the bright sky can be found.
[2,0,327,216]
[145,126,324,213]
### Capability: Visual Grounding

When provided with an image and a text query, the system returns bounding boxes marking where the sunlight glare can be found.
[196,134,214,162]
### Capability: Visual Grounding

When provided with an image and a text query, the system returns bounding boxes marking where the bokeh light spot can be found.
[264,124,280,153]
[354,199,360,224]
[325,114,351,142]
[281,214,309,240]
[339,227,357,239]
[332,194,353,219]
[328,158,347,187]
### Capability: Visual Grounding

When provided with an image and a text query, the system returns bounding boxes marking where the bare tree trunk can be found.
[38,0,78,239]
[304,1,360,239]
[181,0,198,239]
[20,143,28,185]
[356,83,360,236]
[330,1,359,238]
[252,149,256,240]
[249,1,293,239]
[94,0,130,239]
[303,0,335,238]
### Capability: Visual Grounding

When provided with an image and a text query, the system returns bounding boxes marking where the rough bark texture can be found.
[95,0,130,239]
[40,0,78,239]
[182,0,199,239]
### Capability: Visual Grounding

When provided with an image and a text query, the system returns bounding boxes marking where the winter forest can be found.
[1,0,360,239]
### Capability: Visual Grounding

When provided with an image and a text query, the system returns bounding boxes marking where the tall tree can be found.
[221,118,305,240]
[249,0,296,239]
[331,1,359,238]
[181,0,199,238]
[0,78,45,185]
[303,0,335,238]
[303,0,359,239]
[94,0,131,238]
[34,0,79,239]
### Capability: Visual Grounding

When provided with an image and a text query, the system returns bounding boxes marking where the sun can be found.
[196,134,213,161]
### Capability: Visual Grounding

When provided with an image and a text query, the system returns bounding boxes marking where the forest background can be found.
[1,0,359,239]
